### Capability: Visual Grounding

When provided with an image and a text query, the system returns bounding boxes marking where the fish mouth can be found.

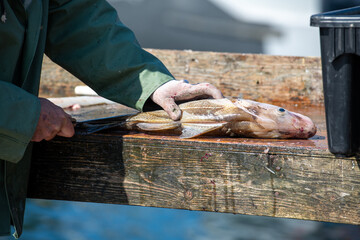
[290,112,317,138]
[293,125,317,138]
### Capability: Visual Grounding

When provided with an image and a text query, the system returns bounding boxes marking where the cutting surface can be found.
[66,102,328,154]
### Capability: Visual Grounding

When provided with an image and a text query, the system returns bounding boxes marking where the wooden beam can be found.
[40,49,323,105]
[34,49,360,225]
[28,104,360,225]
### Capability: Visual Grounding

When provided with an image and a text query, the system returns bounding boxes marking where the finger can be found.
[193,83,223,99]
[44,128,60,141]
[158,97,182,121]
[31,131,43,142]
[175,83,223,101]
[41,117,62,141]
[58,117,75,138]
[208,85,224,99]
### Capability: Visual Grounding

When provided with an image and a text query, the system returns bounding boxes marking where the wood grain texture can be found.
[29,129,360,225]
[40,49,323,105]
[29,134,129,204]
[33,49,356,225]
[147,49,323,105]
[122,135,360,224]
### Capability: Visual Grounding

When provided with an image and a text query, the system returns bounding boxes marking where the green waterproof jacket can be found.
[0,0,174,237]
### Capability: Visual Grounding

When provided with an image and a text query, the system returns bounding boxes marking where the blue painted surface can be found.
[1,199,357,240]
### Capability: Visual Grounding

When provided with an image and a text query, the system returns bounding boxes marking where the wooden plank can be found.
[146,49,323,105]
[28,104,360,225]
[40,49,323,105]
[35,49,360,225]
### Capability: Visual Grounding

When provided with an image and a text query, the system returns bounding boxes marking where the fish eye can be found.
[278,108,285,113]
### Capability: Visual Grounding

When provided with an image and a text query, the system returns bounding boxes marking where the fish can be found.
[121,98,317,139]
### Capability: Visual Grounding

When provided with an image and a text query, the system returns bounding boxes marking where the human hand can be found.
[150,80,223,120]
[31,98,75,142]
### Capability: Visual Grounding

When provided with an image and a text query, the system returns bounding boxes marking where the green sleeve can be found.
[46,0,174,111]
[0,82,40,163]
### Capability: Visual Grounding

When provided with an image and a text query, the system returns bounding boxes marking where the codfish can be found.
[123,98,316,139]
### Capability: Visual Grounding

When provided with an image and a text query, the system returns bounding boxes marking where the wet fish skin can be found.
[233,99,316,139]
[125,98,317,139]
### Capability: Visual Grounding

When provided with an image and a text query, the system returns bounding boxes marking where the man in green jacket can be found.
[0,0,222,238]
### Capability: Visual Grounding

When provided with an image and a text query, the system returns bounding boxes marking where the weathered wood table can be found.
[28,49,360,226]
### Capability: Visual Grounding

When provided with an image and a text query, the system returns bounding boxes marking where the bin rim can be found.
[311,6,360,27]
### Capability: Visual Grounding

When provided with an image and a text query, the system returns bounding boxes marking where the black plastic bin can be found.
[311,6,360,157]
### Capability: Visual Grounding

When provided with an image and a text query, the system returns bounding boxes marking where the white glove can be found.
[150,80,223,120]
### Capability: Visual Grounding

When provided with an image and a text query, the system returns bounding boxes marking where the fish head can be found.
[233,99,317,138]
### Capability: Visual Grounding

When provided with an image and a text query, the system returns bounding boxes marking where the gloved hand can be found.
[31,98,75,142]
[151,80,223,120]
